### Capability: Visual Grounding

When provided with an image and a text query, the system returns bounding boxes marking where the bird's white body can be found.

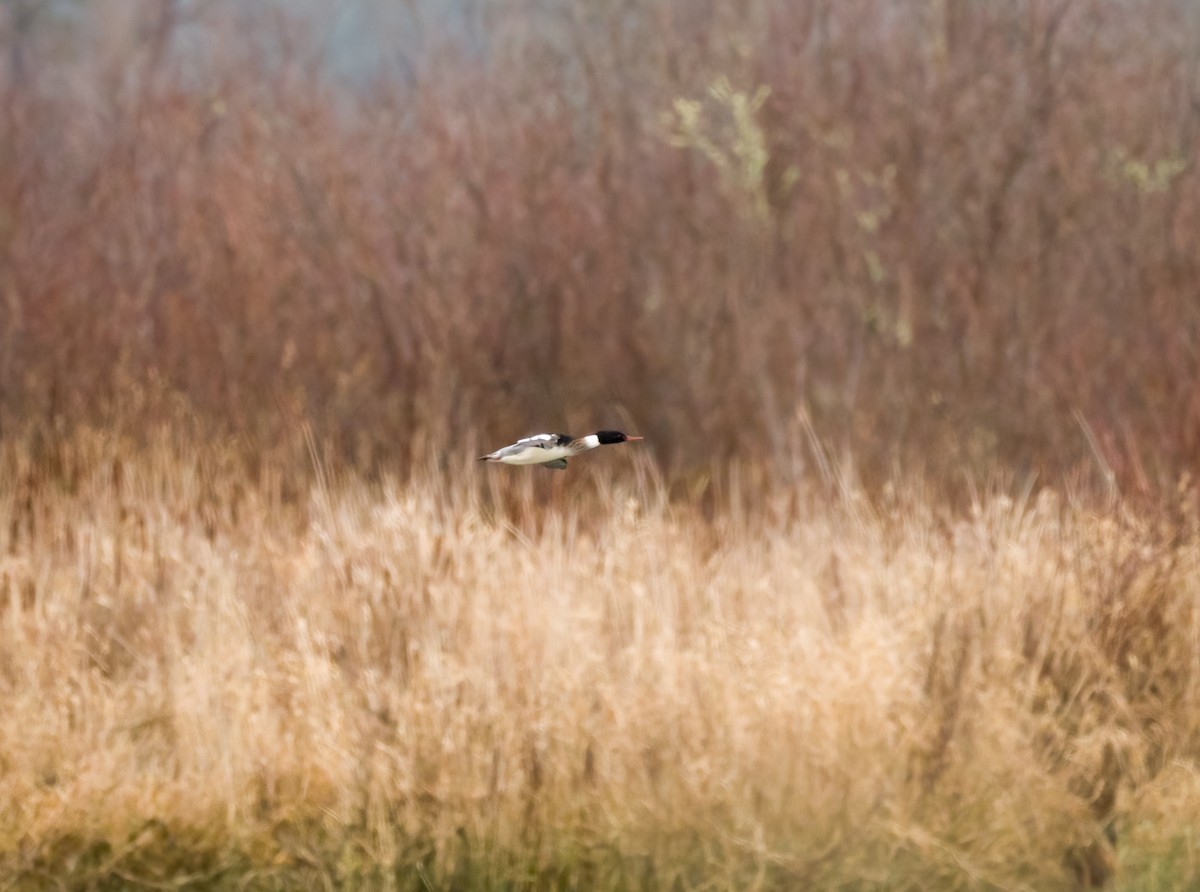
[482,433,600,465]
[478,432,638,470]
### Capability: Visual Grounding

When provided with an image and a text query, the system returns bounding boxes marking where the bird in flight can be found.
[478,430,644,470]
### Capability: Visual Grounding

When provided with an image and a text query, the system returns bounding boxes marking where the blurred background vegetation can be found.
[3,0,1200,496]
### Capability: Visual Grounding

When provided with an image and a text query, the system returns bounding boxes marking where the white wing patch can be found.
[516,433,567,448]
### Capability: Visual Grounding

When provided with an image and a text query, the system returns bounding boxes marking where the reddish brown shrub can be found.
[2,0,1199,494]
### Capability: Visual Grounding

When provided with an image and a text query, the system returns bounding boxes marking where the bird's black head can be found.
[595,430,644,445]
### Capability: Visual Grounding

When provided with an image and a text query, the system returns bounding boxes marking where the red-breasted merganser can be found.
[478,431,644,470]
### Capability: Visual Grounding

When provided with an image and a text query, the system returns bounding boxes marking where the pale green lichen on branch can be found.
[664,77,775,221]
[1108,146,1187,195]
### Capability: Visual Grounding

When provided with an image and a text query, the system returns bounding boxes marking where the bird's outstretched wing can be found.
[516,433,572,449]
[541,458,569,470]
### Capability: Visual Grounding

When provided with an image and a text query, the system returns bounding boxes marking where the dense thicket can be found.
[2,0,1198,492]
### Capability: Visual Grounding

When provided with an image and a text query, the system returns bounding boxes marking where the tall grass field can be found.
[2,434,1199,889]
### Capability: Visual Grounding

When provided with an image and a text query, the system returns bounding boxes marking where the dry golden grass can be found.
[1,433,1199,889]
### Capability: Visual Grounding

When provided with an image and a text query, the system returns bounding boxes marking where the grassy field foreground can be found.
[2,437,1200,889]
